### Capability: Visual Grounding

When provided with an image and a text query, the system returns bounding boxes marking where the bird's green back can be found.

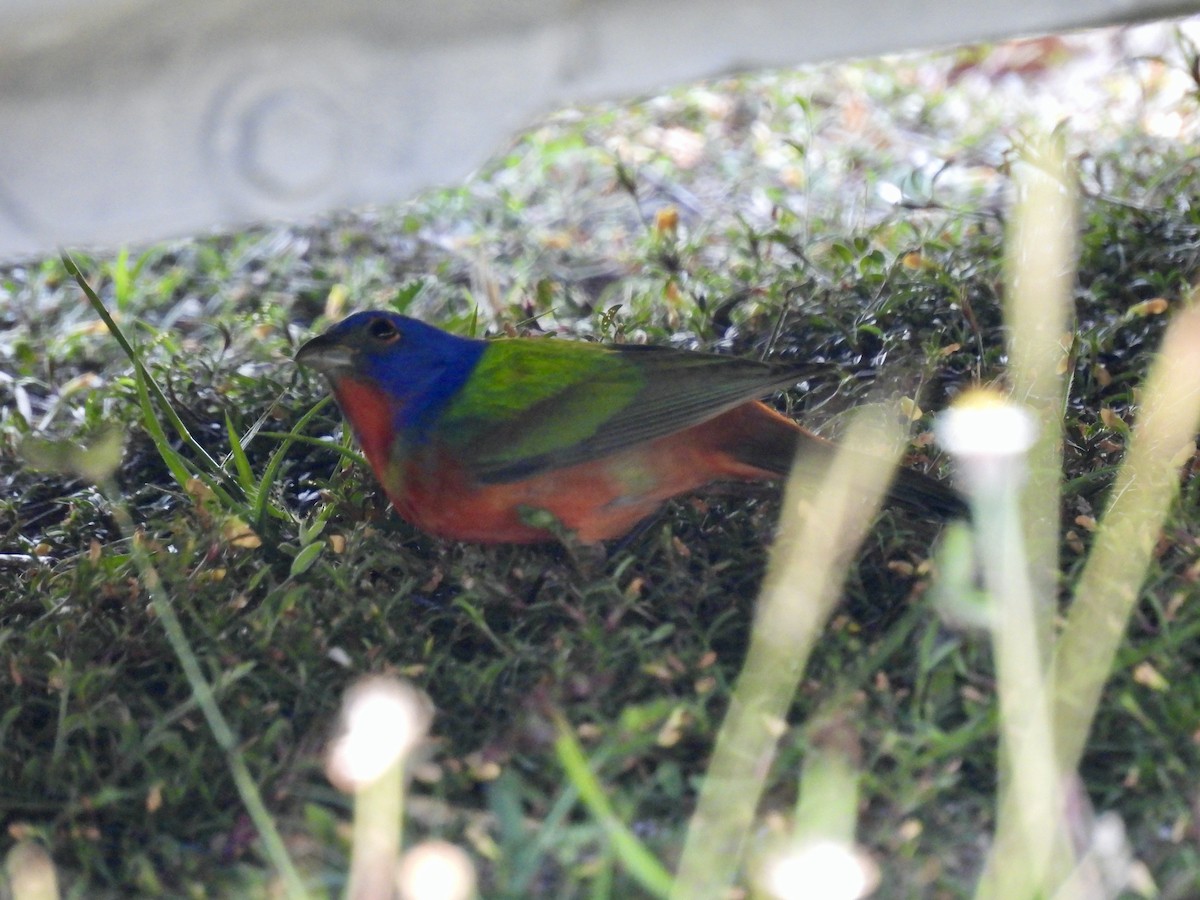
[436,337,809,483]
[439,339,640,466]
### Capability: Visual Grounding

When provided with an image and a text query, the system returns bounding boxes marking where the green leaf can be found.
[225,411,257,493]
[289,541,324,578]
[553,714,673,898]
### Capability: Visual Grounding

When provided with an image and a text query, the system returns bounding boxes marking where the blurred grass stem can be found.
[968,464,1072,898]
[671,407,903,897]
[347,759,405,900]
[1003,133,1076,659]
[1053,299,1200,772]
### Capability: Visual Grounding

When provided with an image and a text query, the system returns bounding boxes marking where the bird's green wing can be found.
[436,338,809,483]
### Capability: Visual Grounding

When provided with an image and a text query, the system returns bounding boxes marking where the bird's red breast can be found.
[330,377,401,487]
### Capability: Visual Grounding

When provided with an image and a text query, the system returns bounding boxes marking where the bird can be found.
[294,310,965,544]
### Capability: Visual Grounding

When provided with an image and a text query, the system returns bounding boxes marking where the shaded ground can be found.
[2,18,1200,897]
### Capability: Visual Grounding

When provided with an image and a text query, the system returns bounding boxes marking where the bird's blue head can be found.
[295,310,487,434]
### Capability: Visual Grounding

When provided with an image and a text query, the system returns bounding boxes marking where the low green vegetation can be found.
[2,27,1200,897]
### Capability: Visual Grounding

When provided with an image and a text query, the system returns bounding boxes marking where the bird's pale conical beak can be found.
[295,333,355,376]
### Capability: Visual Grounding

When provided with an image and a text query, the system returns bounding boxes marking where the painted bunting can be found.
[295,311,965,543]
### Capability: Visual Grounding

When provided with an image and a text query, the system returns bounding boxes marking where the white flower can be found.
[761,840,879,900]
[326,676,432,792]
[935,388,1038,495]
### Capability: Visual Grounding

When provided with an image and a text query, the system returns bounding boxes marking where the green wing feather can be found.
[437,338,811,483]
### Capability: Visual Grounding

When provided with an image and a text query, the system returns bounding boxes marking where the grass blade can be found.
[131,364,201,493]
[251,396,338,527]
[131,364,246,514]
[553,714,673,898]
[225,411,257,493]
[62,251,236,492]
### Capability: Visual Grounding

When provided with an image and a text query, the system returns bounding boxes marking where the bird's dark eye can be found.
[367,317,401,344]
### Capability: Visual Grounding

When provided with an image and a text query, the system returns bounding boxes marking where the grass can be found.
[3,20,1200,897]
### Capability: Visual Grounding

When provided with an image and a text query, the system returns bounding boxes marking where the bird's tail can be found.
[732,402,968,520]
[882,464,968,520]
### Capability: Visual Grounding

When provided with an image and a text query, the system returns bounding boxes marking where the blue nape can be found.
[330,311,487,438]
